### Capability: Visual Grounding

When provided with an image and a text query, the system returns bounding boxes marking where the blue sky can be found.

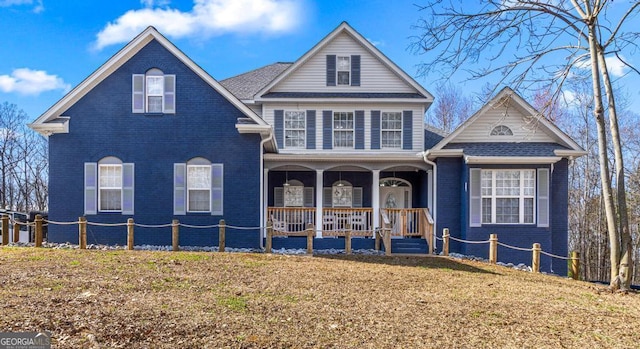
[0,0,638,120]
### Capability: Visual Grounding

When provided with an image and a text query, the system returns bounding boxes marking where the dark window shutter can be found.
[351,55,360,86]
[306,110,316,149]
[323,110,333,149]
[326,55,336,86]
[274,110,284,148]
[355,110,365,149]
[323,187,333,207]
[303,187,314,207]
[274,187,284,207]
[402,110,413,150]
[353,187,363,208]
[371,110,381,149]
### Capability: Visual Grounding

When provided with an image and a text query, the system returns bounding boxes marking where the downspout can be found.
[259,130,274,250]
[421,150,437,252]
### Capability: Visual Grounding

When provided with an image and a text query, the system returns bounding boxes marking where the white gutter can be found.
[421,151,437,252]
[258,131,274,250]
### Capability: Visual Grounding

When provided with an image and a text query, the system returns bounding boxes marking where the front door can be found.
[379,184,411,236]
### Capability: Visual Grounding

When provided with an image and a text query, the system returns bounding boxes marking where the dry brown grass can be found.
[0,247,639,348]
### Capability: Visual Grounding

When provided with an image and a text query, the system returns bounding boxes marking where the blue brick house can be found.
[29,23,585,274]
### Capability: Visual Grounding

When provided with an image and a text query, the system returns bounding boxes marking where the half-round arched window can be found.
[490,125,513,136]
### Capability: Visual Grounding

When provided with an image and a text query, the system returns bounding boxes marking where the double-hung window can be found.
[337,56,350,85]
[187,165,211,212]
[284,111,306,148]
[84,157,134,215]
[174,158,223,215]
[333,112,354,148]
[99,163,123,211]
[381,112,402,148]
[481,170,535,224]
[132,68,176,114]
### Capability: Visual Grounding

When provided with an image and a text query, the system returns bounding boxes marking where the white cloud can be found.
[0,0,43,13]
[94,0,303,50]
[0,68,70,95]
[575,55,627,78]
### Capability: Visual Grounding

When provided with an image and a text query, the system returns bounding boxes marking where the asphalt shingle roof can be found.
[220,62,292,100]
[261,92,427,99]
[443,142,570,157]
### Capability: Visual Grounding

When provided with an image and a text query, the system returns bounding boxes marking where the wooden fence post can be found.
[126,218,134,250]
[384,228,391,256]
[443,228,450,257]
[219,219,226,252]
[532,243,541,273]
[374,229,381,251]
[13,221,20,243]
[172,219,179,251]
[345,223,352,255]
[306,223,314,255]
[265,220,273,253]
[489,233,498,264]
[570,251,580,280]
[79,216,87,249]
[34,214,43,247]
[1,214,8,245]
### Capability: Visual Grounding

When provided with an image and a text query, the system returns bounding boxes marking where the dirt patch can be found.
[0,247,638,348]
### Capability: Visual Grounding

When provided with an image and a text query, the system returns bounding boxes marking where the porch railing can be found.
[267,207,316,234]
[321,208,373,237]
[380,208,434,253]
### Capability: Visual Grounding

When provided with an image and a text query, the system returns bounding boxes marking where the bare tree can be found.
[426,83,474,132]
[412,0,640,290]
[0,102,48,213]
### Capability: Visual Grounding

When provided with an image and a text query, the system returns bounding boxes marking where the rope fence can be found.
[0,213,581,279]
[438,227,579,279]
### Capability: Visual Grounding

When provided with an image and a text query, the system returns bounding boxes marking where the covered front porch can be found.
[262,157,435,251]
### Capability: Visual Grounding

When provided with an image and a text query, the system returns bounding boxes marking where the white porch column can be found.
[371,169,380,236]
[315,169,324,238]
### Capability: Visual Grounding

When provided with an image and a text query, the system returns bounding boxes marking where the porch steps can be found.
[389,239,429,254]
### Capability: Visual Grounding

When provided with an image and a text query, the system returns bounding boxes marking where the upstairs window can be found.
[337,56,350,85]
[381,112,402,148]
[490,125,513,136]
[284,111,306,148]
[333,112,354,148]
[133,68,176,114]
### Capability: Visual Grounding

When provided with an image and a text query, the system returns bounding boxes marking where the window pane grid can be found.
[99,164,122,211]
[284,111,306,148]
[187,165,211,212]
[480,169,536,224]
[337,56,350,85]
[333,112,354,148]
[381,112,402,148]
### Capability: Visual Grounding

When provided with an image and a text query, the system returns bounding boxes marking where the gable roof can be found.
[220,62,292,101]
[254,21,434,102]
[29,26,272,140]
[426,87,586,160]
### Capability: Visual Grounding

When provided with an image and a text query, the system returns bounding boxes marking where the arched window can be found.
[98,156,123,212]
[490,125,513,136]
[332,180,353,207]
[132,68,175,114]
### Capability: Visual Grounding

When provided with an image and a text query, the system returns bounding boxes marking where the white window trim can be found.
[337,56,350,86]
[333,111,355,149]
[284,110,306,149]
[187,164,212,213]
[380,111,403,149]
[98,164,123,213]
[481,169,536,224]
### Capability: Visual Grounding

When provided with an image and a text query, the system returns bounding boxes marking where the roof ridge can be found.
[221,62,292,82]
